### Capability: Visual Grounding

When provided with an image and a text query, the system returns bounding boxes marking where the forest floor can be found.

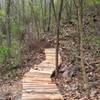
[0,49,45,99]
[44,33,100,100]
[0,39,100,100]
[54,50,100,100]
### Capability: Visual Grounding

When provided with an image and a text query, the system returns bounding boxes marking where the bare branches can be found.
[29,0,40,40]
[50,0,57,21]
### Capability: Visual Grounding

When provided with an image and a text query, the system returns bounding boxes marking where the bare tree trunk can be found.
[77,0,90,97]
[44,0,47,32]
[56,0,64,76]
[47,1,51,32]
[65,0,72,22]
[6,0,11,49]
[17,0,21,25]
[51,0,57,21]
[51,0,63,76]
[40,0,45,32]
[22,0,25,23]
[0,32,2,46]
[0,6,2,45]
[29,1,40,41]
[5,0,12,65]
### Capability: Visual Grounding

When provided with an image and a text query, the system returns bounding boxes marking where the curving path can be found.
[21,48,63,100]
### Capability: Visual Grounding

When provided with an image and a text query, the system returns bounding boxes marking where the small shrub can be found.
[0,47,10,63]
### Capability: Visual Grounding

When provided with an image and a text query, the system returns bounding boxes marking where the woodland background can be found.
[0,0,100,99]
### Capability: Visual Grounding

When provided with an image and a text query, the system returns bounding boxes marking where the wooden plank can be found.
[22,93,63,100]
[21,48,63,100]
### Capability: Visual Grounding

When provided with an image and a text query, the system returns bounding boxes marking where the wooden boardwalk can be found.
[21,48,63,100]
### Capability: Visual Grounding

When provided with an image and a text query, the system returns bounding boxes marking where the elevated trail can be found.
[21,48,63,100]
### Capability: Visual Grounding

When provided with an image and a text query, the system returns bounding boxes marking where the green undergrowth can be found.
[0,47,10,63]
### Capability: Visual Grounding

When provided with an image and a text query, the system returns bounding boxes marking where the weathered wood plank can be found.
[22,93,63,100]
[21,48,63,100]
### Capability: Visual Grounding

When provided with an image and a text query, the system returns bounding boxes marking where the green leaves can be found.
[86,0,100,6]
[93,0,100,4]
[0,47,10,56]
[0,10,6,17]
[11,19,19,34]
[0,47,10,63]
